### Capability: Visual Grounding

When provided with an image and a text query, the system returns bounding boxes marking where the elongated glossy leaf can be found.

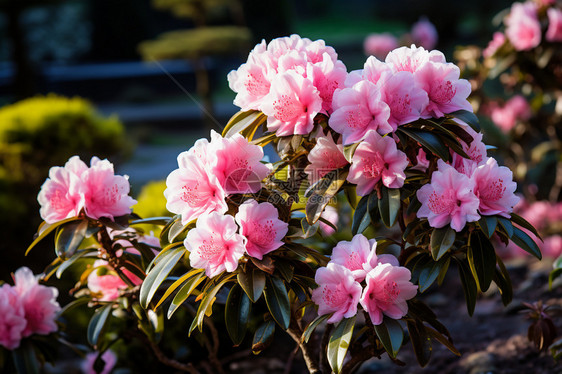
[343,142,360,163]
[407,320,431,367]
[510,213,542,240]
[456,259,477,316]
[467,232,496,292]
[497,216,514,238]
[87,304,112,346]
[511,227,542,259]
[223,110,262,137]
[237,268,266,303]
[351,195,370,235]
[13,341,40,374]
[190,275,234,334]
[418,257,447,293]
[225,284,251,345]
[374,318,404,358]
[251,132,276,146]
[305,168,348,225]
[26,216,84,255]
[140,247,185,308]
[494,267,513,306]
[55,220,88,259]
[479,216,498,239]
[398,127,450,161]
[449,110,480,132]
[264,276,291,329]
[56,248,96,279]
[378,187,401,228]
[425,326,461,356]
[155,268,203,309]
[168,271,205,319]
[130,217,172,226]
[430,227,455,260]
[252,320,276,354]
[303,313,332,343]
[327,316,356,374]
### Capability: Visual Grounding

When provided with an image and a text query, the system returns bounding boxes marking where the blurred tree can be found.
[138,0,252,130]
[0,0,62,99]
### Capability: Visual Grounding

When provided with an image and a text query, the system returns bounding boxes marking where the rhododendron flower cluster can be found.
[487,95,532,133]
[228,34,348,135]
[0,267,60,350]
[38,156,137,224]
[312,234,417,325]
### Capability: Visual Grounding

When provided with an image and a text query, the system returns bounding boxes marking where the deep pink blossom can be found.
[329,81,392,144]
[261,70,323,136]
[547,8,562,42]
[306,54,348,113]
[185,212,246,278]
[347,131,409,195]
[235,200,288,260]
[490,95,531,132]
[82,350,117,374]
[417,160,480,232]
[378,70,429,129]
[37,156,86,224]
[81,157,137,221]
[415,61,473,118]
[505,2,541,51]
[364,33,399,59]
[483,32,506,58]
[311,263,362,324]
[211,131,269,194]
[165,139,228,225]
[412,149,430,172]
[13,267,60,337]
[319,205,339,236]
[472,157,520,217]
[411,17,438,50]
[305,132,348,184]
[360,263,417,325]
[0,285,26,350]
[452,124,488,175]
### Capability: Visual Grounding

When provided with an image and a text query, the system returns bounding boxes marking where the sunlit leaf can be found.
[54,220,88,259]
[374,317,404,358]
[26,216,84,255]
[87,304,113,347]
[168,271,205,319]
[327,316,356,374]
[140,247,185,308]
[303,313,332,343]
[430,227,456,261]
[511,227,542,260]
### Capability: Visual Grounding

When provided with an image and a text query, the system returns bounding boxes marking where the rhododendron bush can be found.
[8,35,543,373]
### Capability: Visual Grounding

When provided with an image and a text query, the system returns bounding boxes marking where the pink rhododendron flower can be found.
[490,95,531,132]
[81,157,137,221]
[87,260,141,302]
[362,56,393,85]
[378,70,429,129]
[311,263,362,324]
[472,157,520,217]
[329,81,392,144]
[211,131,269,194]
[547,8,562,42]
[483,32,506,58]
[505,2,541,51]
[82,350,117,374]
[364,33,399,59]
[305,132,348,184]
[185,212,246,278]
[306,54,348,113]
[360,263,418,325]
[347,131,409,195]
[412,149,430,172]
[165,139,228,225]
[542,235,562,258]
[319,205,339,236]
[417,160,480,232]
[13,267,60,337]
[0,284,26,350]
[385,45,445,74]
[411,17,438,50]
[235,200,288,260]
[452,124,488,175]
[415,61,472,118]
[38,156,85,224]
[261,70,323,136]
[330,234,398,282]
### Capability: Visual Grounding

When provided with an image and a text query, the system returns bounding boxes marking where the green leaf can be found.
[430,227,456,260]
[87,304,113,347]
[378,187,401,228]
[351,195,370,235]
[511,227,542,260]
[418,257,448,293]
[407,320,431,367]
[305,168,348,225]
[479,216,498,239]
[510,213,542,240]
[26,216,84,255]
[252,320,276,354]
[140,247,185,308]
[374,317,404,358]
[225,284,251,346]
[251,132,276,146]
[449,110,480,132]
[223,110,266,138]
[456,259,477,316]
[168,271,206,319]
[56,248,96,279]
[190,275,234,334]
[13,341,40,374]
[237,268,266,303]
[549,269,562,289]
[263,276,291,330]
[155,268,203,310]
[54,220,88,259]
[130,217,172,226]
[343,142,360,163]
[467,232,496,292]
[397,127,451,161]
[303,313,332,343]
[494,260,513,306]
[425,326,461,356]
[497,216,514,238]
[327,316,356,374]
